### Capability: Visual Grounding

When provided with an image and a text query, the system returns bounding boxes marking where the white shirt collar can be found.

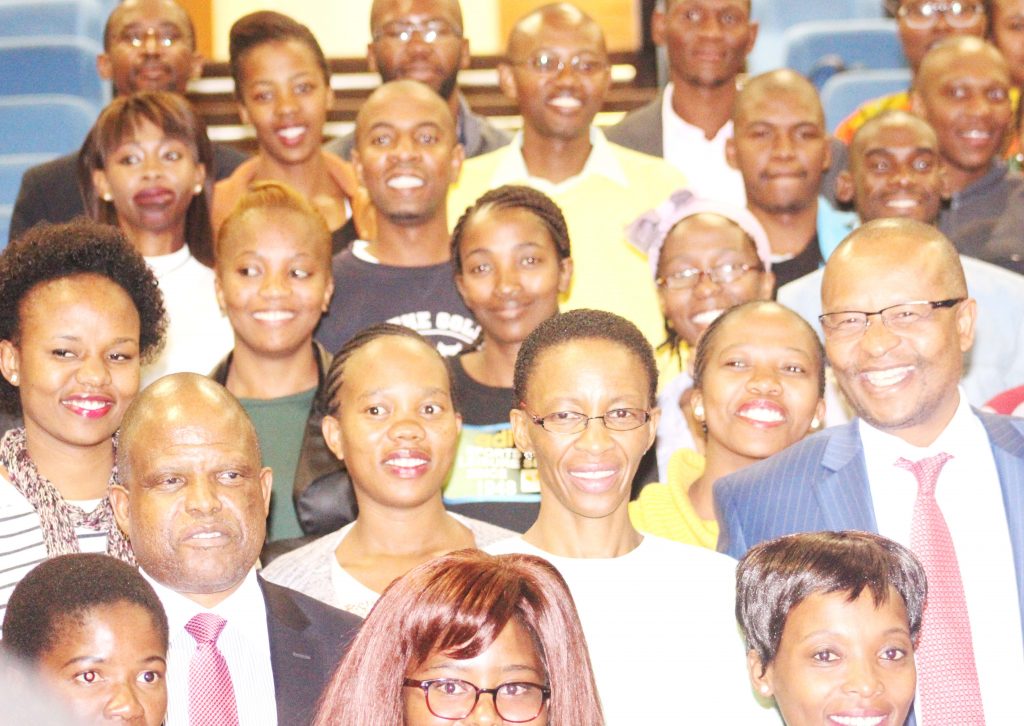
[142,566,266,633]
[858,386,976,460]
[660,82,734,144]
[491,126,630,193]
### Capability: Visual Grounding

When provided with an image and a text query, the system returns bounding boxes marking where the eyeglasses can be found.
[524,407,651,434]
[512,51,609,76]
[897,2,985,30]
[656,263,758,290]
[373,20,461,44]
[117,26,184,48]
[819,298,964,338]
[404,678,549,722]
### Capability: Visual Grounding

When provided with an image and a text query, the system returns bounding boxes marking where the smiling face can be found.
[323,335,461,512]
[353,83,463,226]
[215,208,333,360]
[92,118,205,244]
[911,42,1012,190]
[752,589,916,726]
[404,618,549,725]
[0,274,141,456]
[368,0,469,99]
[500,16,611,145]
[654,0,757,90]
[455,207,572,348]
[841,115,944,224]
[821,232,975,446]
[97,0,203,95]
[897,0,986,72]
[656,213,773,347]
[110,387,272,608]
[727,82,831,217]
[510,338,658,522]
[693,304,824,468]
[236,39,332,167]
[38,602,167,726]
[992,0,1024,86]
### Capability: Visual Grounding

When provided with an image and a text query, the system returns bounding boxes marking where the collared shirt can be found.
[660,83,746,205]
[482,126,631,194]
[861,391,1024,722]
[144,568,278,726]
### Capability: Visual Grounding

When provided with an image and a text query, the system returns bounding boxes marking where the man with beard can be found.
[726,69,850,290]
[607,0,755,204]
[716,218,1024,726]
[9,0,246,241]
[325,0,509,161]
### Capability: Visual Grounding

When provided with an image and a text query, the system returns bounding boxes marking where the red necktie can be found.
[896,453,986,724]
[185,612,240,726]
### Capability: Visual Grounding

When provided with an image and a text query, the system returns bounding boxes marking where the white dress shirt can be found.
[861,391,1024,723]
[661,83,746,206]
[144,568,278,726]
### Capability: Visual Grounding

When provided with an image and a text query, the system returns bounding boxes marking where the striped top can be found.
[0,473,108,621]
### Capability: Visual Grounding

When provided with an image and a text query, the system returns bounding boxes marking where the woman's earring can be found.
[523,451,535,461]
[193,183,203,195]
[810,417,820,430]
[759,684,771,696]
[9,373,17,384]
[101,192,113,202]
[693,404,704,420]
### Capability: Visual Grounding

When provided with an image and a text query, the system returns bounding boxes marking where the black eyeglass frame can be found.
[403,678,551,722]
[818,297,965,336]
[523,407,652,434]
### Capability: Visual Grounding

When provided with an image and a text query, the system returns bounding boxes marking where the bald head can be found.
[915,35,1009,93]
[355,79,455,140]
[733,69,823,127]
[117,373,259,482]
[825,218,966,300]
[507,2,606,58]
[370,0,464,30]
[103,0,195,50]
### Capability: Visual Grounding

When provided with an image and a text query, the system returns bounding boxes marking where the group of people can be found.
[1,0,1023,724]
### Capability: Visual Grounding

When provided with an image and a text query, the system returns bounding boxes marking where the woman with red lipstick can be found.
[737,531,924,726]
[79,91,234,387]
[262,324,512,616]
[630,301,826,548]
[627,190,775,481]
[486,309,778,725]
[445,186,573,531]
[0,221,167,615]
[213,11,370,253]
[211,181,336,546]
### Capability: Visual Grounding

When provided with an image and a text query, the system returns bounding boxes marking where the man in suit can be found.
[606,0,754,204]
[111,373,360,726]
[9,0,246,242]
[324,0,509,161]
[716,218,1024,724]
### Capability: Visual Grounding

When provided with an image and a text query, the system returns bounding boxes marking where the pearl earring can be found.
[9,374,17,384]
[102,192,113,202]
[759,684,771,696]
[693,404,704,419]
[193,183,203,195]
[811,417,821,430]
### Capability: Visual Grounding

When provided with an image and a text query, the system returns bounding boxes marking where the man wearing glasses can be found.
[834,0,988,143]
[9,0,246,241]
[325,0,509,161]
[447,2,686,346]
[717,218,1024,725]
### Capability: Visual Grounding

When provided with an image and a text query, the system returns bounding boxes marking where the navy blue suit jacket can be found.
[716,411,1024,626]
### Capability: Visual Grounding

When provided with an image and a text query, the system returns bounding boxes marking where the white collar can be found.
[144,244,194,279]
[858,387,979,459]
[142,566,265,632]
[660,82,734,143]
[491,126,630,193]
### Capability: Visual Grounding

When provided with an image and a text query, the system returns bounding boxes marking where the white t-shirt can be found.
[486,534,779,726]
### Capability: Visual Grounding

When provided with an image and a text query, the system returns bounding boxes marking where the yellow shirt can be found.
[629,448,718,549]
[448,129,687,346]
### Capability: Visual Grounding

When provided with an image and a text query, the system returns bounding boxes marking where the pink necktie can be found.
[896,453,986,724]
[185,613,240,726]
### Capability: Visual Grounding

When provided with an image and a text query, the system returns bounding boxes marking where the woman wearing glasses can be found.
[314,549,603,725]
[261,324,511,616]
[486,309,777,725]
[626,191,774,480]
[630,301,826,548]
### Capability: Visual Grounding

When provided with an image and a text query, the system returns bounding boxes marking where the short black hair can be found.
[513,309,658,406]
[450,185,571,275]
[229,11,330,99]
[316,323,454,418]
[736,531,927,676]
[3,553,169,662]
[0,220,167,414]
[692,301,826,397]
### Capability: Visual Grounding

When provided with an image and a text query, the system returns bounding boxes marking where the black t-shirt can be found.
[771,233,823,294]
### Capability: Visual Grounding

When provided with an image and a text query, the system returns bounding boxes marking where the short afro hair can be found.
[0,220,167,414]
[3,553,169,662]
[513,309,658,406]
[736,531,927,676]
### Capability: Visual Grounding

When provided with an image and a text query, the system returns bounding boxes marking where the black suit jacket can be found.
[260,576,362,726]
[9,143,247,242]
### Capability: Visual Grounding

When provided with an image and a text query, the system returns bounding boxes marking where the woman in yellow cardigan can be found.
[630,301,825,548]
